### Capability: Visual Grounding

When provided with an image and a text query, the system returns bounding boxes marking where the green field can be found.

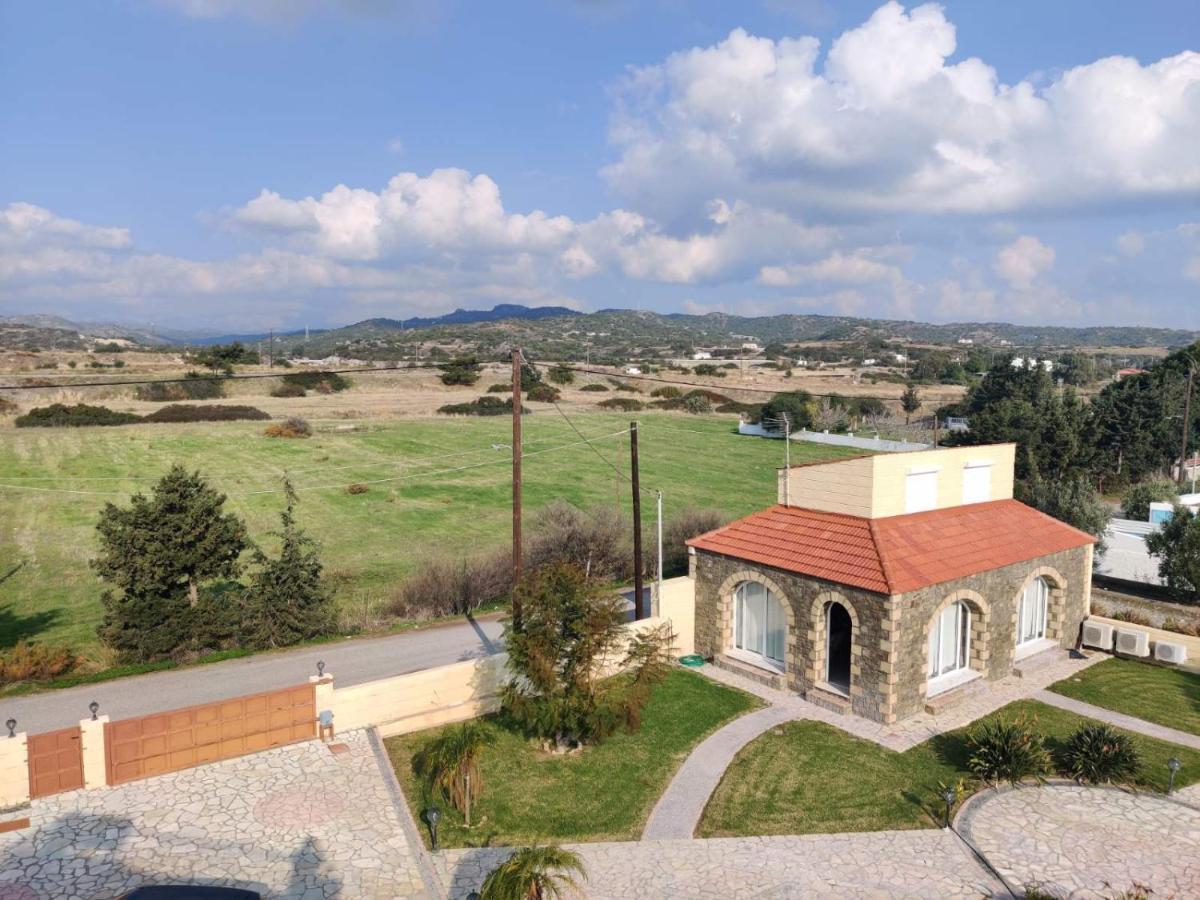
[0,413,855,656]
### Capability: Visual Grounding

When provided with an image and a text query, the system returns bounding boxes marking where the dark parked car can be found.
[118,887,261,900]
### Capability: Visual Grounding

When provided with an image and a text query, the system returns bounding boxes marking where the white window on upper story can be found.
[962,461,993,505]
[905,467,939,513]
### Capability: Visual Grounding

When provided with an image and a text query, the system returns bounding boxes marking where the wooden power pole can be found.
[630,421,646,620]
[1180,363,1195,488]
[512,349,523,628]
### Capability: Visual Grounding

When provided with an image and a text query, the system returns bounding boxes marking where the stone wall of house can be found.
[693,551,892,721]
[694,542,1092,725]
[887,544,1092,722]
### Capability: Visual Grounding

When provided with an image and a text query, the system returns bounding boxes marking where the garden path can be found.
[1033,689,1200,750]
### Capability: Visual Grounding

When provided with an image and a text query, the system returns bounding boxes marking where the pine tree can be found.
[901,382,921,424]
[94,466,247,660]
[239,481,335,649]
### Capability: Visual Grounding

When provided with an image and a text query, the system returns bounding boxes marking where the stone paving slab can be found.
[957,783,1200,897]
[0,730,427,900]
[1033,689,1200,750]
[436,830,1004,898]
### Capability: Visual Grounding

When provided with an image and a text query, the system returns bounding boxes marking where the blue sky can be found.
[2,0,1198,330]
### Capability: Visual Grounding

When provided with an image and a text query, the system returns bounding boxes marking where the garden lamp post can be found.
[4,719,15,739]
[89,701,100,721]
[425,806,441,851]
[941,786,957,828]
[1167,757,1182,794]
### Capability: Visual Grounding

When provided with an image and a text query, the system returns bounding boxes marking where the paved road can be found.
[2,614,505,733]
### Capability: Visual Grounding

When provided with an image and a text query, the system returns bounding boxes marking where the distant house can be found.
[957,338,974,345]
[1115,367,1147,381]
[862,358,878,367]
[1011,357,1054,373]
[892,353,908,363]
[741,342,761,351]
[944,416,970,433]
[624,366,642,376]
[692,351,713,360]
[687,444,1094,722]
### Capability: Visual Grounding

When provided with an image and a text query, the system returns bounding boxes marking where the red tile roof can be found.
[687,499,1094,595]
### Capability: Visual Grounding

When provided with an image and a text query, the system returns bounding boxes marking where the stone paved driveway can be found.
[435,830,1005,898]
[0,730,432,900]
[958,783,1200,897]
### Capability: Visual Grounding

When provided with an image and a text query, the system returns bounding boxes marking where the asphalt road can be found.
[2,613,506,733]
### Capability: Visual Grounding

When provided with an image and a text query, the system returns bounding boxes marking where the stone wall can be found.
[694,542,1092,724]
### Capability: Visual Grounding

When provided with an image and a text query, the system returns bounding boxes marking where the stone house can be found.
[686,444,1095,724]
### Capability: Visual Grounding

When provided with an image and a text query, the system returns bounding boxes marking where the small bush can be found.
[580,383,609,392]
[717,401,763,419]
[438,396,514,417]
[384,549,513,619]
[264,416,312,438]
[614,382,641,393]
[526,383,562,403]
[684,388,731,404]
[548,364,575,385]
[651,386,682,399]
[1059,723,1141,785]
[142,404,271,424]
[1121,479,1179,521]
[967,715,1050,785]
[282,372,351,393]
[486,383,513,393]
[526,501,632,584]
[15,403,141,428]
[662,508,726,576]
[271,381,307,398]
[1161,617,1200,637]
[693,363,726,377]
[1107,609,1153,627]
[440,356,482,387]
[0,396,17,415]
[598,397,644,412]
[683,394,713,414]
[0,642,77,685]
[136,372,225,401]
[345,483,369,495]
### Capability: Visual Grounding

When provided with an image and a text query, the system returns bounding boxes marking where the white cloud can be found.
[1115,231,1146,257]
[994,235,1055,289]
[604,2,1200,222]
[0,203,132,250]
[758,252,902,286]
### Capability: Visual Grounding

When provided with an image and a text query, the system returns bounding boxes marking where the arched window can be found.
[1018,577,1050,646]
[733,582,786,670]
[928,601,970,683]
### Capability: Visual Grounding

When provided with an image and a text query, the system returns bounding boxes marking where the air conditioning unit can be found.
[1154,641,1189,666]
[1114,628,1150,658]
[1081,620,1113,651]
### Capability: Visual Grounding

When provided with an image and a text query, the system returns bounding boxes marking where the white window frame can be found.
[905,466,940,513]
[1017,577,1050,647]
[927,601,973,696]
[961,460,993,505]
[732,582,786,673]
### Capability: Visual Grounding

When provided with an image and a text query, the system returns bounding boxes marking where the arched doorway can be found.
[825,602,852,695]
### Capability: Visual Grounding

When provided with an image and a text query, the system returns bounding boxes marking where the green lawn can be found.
[385,669,760,847]
[1048,657,1200,736]
[0,413,857,657]
[698,699,1200,838]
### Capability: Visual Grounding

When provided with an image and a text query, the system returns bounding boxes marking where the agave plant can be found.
[966,715,1050,786]
[412,721,494,823]
[479,845,586,900]
[1060,723,1141,785]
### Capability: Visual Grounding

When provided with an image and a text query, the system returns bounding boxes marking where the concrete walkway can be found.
[1,614,505,733]
[1033,689,1200,750]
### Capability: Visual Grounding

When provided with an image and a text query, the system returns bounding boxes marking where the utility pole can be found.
[268,330,274,368]
[781,413,791,506]
[630,421,646,620]
[655,490,663,616]
[933,415,940,449]
[511,349,523,629]
[1180,362,1196,489]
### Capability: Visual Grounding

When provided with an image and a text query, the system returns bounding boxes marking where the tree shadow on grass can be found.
[0,603,62,649]
[0,562,24,587]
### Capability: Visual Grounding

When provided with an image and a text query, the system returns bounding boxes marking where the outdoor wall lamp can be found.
[425,806,442,850]
[941,786,957,828]
[89,701,100,720]
[1167,757,1182,794]
[317,660,325,678]
[4,719,15,738]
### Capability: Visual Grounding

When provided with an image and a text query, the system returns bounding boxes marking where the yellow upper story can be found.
[777,443,1016,518]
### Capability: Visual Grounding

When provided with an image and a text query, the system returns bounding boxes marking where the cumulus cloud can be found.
[0,203,132,250]
[604,2,1200,222]
[994,235,1055,289]
[758,252,903,287]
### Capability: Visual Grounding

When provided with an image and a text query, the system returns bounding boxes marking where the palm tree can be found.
[412,721,494,825]
[479,845,586,900]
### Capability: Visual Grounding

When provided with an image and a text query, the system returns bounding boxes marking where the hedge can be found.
[142,404,271,424]
[15,403,141,428]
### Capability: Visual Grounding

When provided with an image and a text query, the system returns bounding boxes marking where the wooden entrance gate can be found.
[104,683,316,785]
[28,726,84,799]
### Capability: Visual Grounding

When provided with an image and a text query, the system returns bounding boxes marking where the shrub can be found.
[385,549,513,619]
[651,386,682,399]
[662,508,726,577]
[1161,617,1200,637]
[345,483,369,495]
[479,845,586,900]
[693,363,726,377]
[282,372,351,393]
[15,403,141,428]
[526,501,631,584]
[614,382,641,393]
[580,383,609,392]
[135,371,225,401]
[270,381,307,398]
[598,397,644,412]
[438,396,514,417]
[761,390,815,431]
[142,404,270,424]
[967,715,1050,785]
[0,396,17,415]
[486,383,513,393]
[1059,723,1141,785]
[526,383,562,403]
[0,642,78,685]
[440,355,483,386]
[716,401,761,419]
[413,721,495,819]
[548,364,575,385]
[683,394,713,414]
[264,417,312,438]
[1107,609,1153,627]
[1121,479,1179,521]
[684,388,731,404]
